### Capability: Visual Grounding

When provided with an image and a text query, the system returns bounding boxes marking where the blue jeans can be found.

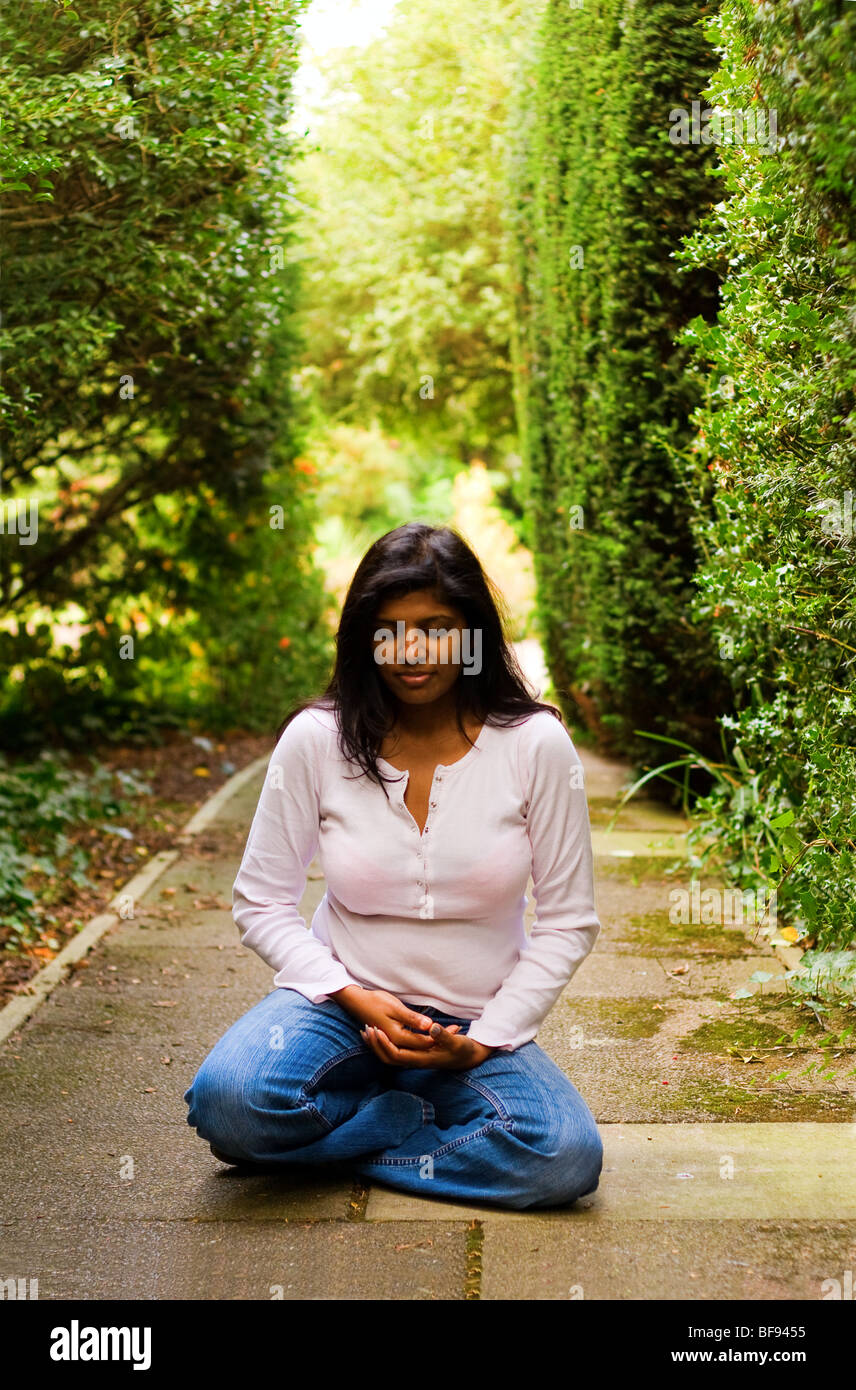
[183,987,603,1211]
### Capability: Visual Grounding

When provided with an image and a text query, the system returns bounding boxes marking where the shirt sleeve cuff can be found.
[466,1024,519,1052]
[272,964,362,1002]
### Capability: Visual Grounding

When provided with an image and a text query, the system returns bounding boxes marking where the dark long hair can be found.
[277,522,562,790]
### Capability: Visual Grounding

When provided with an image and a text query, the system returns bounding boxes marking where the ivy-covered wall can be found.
[510,0,731,762]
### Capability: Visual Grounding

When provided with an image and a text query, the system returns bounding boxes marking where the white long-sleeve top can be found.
[232,703,601,1051]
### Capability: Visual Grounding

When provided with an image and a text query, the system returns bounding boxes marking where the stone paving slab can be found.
[362,1123,856,1223]
[103,910,240,949]
[560,952,787,999]
[480,1219,856,1301]
[14,976,271,1041]
[189,774,268,831]
[0,1219,470,1300]
[0,1129,355,1222]
[587,797,689,833]
[591,829,689,857]
[0,1033,252,1128]
[539,1002,854,1124]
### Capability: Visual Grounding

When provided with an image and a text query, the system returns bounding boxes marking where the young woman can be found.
[184,522,603,1210]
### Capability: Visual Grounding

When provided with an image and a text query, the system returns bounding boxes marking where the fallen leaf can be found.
[668,964,690,976]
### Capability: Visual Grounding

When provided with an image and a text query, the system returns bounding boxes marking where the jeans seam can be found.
[298,1043,368,1133]
[364,1116,514,1166]
[303,1043,366,1091]
[453,1072,512,1121]
[297,1095,334,1133]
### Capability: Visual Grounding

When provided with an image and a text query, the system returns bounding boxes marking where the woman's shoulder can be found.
[495,707,580,785]
[492,705,573,750]
[274,702,339,758]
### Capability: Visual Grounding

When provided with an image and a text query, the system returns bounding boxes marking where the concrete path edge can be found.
[0,752,269,1047]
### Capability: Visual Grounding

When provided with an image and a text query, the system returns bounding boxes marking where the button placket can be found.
[418,772,441,918]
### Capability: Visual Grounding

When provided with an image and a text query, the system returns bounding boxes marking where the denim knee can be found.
[184,1055,245,1150]
[185,1054,281,1158]
[571,1124,604,1199]
[519,1116,603,1209]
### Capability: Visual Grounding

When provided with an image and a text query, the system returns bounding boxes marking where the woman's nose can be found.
[403,627,428,662]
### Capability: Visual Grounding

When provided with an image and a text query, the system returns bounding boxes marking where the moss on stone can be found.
[564,995,669,1040]
[617,910,758,959]
[650,1075,855,1121]
[595,855,687,883]
[679,1014,789,1053]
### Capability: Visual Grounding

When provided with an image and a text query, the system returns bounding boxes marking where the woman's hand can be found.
[361,1020,496,1071]
[330,985,496,1069]
[330,986,440,1053]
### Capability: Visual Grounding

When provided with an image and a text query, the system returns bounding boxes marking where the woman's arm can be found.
[466,713,601,1052]
[232,710,363,1000]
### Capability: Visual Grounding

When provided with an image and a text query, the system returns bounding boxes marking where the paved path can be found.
[2,735,855,1300]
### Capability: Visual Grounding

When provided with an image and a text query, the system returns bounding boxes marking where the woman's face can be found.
[372,587,470,706]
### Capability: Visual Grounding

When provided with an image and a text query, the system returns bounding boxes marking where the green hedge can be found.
[676,0,856,955]
[510,0,731,763]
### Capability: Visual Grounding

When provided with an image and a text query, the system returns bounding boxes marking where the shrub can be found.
[676,0,856,952]
[509,0,732,766]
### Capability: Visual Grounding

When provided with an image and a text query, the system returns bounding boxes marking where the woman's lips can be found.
[396,671,435,686]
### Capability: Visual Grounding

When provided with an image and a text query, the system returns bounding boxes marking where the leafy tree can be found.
[293,0,531,467]
[0,0,329,744]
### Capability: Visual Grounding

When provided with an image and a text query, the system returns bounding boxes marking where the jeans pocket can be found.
[300,1044,376,1132]
[454,1071,513,1123]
